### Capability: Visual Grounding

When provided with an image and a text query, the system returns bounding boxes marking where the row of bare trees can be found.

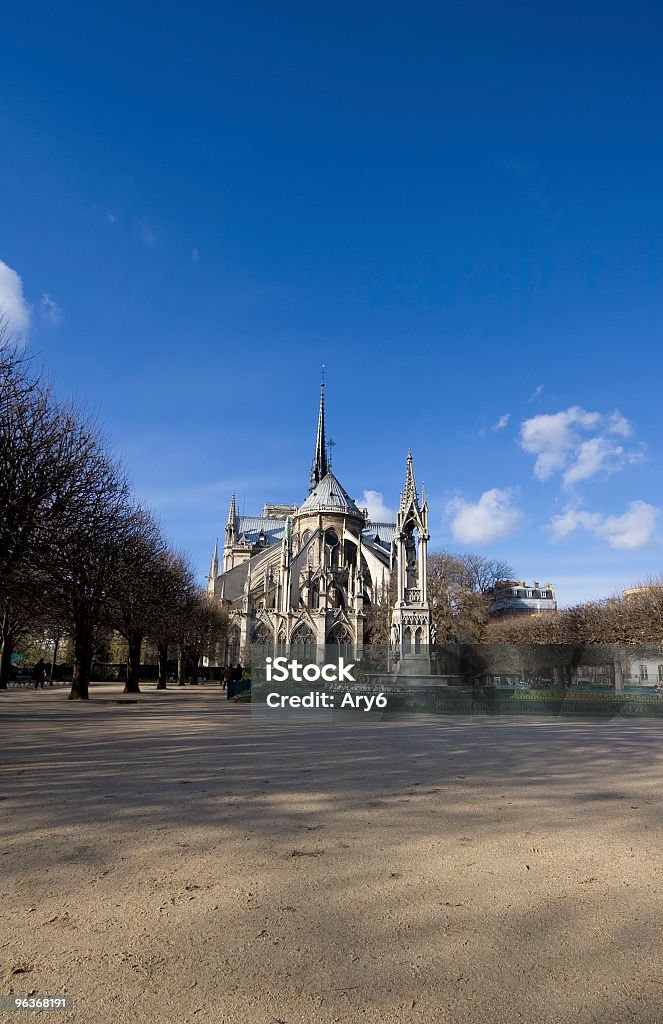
[484,585,663,645]
[0,326,226,698]
[425,553,663,647]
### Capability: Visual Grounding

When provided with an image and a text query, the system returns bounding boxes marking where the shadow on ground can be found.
[1,687,662,1024]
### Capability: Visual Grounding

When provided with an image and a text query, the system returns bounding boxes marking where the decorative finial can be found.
[227,491,236,525]
[400,449,419,511]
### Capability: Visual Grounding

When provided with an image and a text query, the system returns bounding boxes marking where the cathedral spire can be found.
[224,492,237,561]
[209,538,219,580]
[226,491,237,527]
[401,449,418,510]
[309,373,328,492]
[207,538,219,593]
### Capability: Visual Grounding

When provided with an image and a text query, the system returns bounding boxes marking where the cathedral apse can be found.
[207,381,432,670]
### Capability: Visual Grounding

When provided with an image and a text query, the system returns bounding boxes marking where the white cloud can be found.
[40,293,63,326]
[528,384,544,402]
[106,209,116,224]
[492,413,511,432]
[446,488,521,545]
[563,437,617,486]
[192,247,200,262]
[549,508,601,541]
[596,502,660,550]
[607,411,632,437]
[520,406,600,481]
[361,490,394,522]
[520,406,642,486]
[139,220,156,245]
[0,259,31,337]
[550,501,660,550]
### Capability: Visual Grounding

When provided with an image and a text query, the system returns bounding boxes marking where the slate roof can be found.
[298,471,363,515]
[235,515,396,552]
[362,522,397,552]
[228,509,396,561]
[236,516,287,546]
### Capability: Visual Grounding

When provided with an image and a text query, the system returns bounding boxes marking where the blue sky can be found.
[1,1,662,605]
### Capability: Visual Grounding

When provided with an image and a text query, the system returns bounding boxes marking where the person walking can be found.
[32,659,47,689]
[222,665,231,691]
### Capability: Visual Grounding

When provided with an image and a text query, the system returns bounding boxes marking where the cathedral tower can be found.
[391,451,432,672]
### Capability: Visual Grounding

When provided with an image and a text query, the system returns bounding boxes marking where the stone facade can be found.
[490,581,557,616]
[207,383,431,665]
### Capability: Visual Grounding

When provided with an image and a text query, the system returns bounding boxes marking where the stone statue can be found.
[404,530,418,589]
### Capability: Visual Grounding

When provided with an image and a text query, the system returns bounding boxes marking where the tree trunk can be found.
[69,621,93,700]
[123,631,142,694]
[156,641,168,689]
[553,663,570,691]
[49,637,60,685]
[0,631,14,688]
[0,606,11,688]
[177,647,185,685]
[614,657,624,693]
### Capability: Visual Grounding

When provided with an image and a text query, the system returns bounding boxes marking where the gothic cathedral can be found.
[207,382,432,669]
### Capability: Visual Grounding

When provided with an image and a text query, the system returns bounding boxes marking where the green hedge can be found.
[383,687,663,718]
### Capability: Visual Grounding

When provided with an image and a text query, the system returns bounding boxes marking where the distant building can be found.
[490,580,557,617]
[623,585,663,601]
[621,587,663,686]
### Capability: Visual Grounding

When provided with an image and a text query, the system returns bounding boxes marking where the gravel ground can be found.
[1,683,663,1024]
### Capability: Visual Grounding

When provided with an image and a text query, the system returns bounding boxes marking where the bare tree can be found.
[146,550,197,688]
[1,324,209,700]
[46,437,132,700]
[427,551,515,643]
[177,591,228,683]
[0,580,64,684]
[106,507,168,694]
[619,579,663,642]
[363,571,397,648]
[0,328,115,688]
[460,553,515,594]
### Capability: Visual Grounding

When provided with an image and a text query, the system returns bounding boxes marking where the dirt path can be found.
[1,685,662,1023]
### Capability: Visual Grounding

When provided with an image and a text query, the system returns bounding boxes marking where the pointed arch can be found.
[325,528,340,569]
[291,620,316,661]
[252,621,273,645]
[327,623,353,644]
[327,622,354,662]
[251,619,274,659]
